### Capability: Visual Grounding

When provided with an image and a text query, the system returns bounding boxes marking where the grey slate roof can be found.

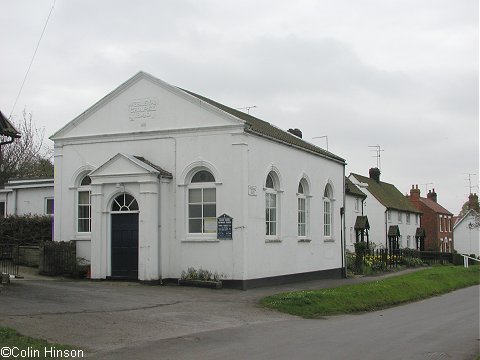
[388,225,401,237]
[415,227,426,237]
[354,216,370,230]
[133,156,173,178]
[351,173,422,214]
[179,88,345,164]
[345,177,367,198]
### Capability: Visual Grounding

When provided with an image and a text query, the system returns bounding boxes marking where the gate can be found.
[0,243,19,277]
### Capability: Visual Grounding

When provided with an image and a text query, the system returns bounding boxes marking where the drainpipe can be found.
[385,209,388,249]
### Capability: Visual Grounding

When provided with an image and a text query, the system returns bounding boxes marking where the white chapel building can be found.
[51,71,346,288]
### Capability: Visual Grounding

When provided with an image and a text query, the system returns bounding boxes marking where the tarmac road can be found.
[90,286,480,360]
[0,268,478,359]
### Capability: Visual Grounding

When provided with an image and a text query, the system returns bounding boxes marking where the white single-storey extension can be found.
[0,178,54,217]
[51,71,346,288]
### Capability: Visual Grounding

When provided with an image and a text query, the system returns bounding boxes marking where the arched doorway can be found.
[111,193,139,279]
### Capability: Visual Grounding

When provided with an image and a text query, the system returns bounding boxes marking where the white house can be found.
[453,210,480,257]
[345,177,367,252]
[0,178,54,217]
[348,168,421,250]
[50,71,346,288]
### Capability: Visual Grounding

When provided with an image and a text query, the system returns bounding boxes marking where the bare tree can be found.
[0,109,53,186]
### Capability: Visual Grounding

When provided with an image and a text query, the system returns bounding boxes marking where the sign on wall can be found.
[217,214,233,240]
[128,98,158,121]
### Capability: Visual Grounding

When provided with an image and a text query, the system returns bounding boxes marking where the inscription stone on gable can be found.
[128,98,158,121]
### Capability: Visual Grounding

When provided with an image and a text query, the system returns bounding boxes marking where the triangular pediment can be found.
[51,71,244,140]
[89,153,171,179]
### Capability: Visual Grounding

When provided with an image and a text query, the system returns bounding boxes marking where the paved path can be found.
[0,267,477,359]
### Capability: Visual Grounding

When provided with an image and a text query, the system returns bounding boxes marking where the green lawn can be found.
[0,327,82,359]
[261,266,480,318]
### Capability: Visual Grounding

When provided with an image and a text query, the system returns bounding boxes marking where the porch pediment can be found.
[89,153,172,180]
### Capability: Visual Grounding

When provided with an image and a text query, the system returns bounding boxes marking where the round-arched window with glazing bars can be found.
[111,193,139,212]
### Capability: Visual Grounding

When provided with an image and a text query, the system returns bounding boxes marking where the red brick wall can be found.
[408,194,453,252]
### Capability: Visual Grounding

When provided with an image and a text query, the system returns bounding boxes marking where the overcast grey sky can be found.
[1,0,478,214]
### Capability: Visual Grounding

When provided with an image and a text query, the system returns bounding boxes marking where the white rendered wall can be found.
[454,214,480,257]
[388,209,419,249]
[3,187,53,216]
[345,194,363,252]
[244,135,345,280]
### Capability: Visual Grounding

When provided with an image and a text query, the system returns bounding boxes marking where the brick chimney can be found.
[369,168,381,182]
[410,184,420,200]
[468,193,479,211]
[427,188,437,203]
[287,128,302,138]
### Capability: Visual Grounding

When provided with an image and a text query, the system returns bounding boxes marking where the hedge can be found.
[0,215,52,244]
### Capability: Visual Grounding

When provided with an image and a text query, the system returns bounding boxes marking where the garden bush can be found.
[0,215,52,244]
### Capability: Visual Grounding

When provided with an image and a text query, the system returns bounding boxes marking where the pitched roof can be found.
[354,216,370,230]
[388,225,400,237]
[133,156,172,178]
[0,111,20,138]
[418,197,452,216]
[345,177,367,198]
[179,88,345,164]
[51,71,345,165]
[350,173,422,214]
[415,227,426,237]
[453,209,479,230]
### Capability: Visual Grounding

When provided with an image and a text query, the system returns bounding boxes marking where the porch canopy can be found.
[354,215,370,245]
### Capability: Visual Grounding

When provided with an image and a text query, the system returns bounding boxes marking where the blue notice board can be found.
[217,214,233,240]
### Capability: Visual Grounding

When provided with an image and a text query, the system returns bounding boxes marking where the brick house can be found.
[408,185,454,252]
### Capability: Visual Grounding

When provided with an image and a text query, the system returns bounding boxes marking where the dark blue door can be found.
[111,213,138,279]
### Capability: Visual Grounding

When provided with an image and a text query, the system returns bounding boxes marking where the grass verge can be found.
[261,266,480,318]
[0,327,82,359]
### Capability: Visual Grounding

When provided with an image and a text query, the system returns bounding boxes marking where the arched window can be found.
[188,169,216,234]
[297,179,309,239]
[112,193,139,212]
[323,184,333,238]
[265,172,279,238]
[78,175,91,233]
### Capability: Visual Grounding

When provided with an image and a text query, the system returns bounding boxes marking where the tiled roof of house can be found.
[0,111,20,138]
[418,197,452,216]
[345,177,367,198]
[351,173,422,214]
[179,88,345,164]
